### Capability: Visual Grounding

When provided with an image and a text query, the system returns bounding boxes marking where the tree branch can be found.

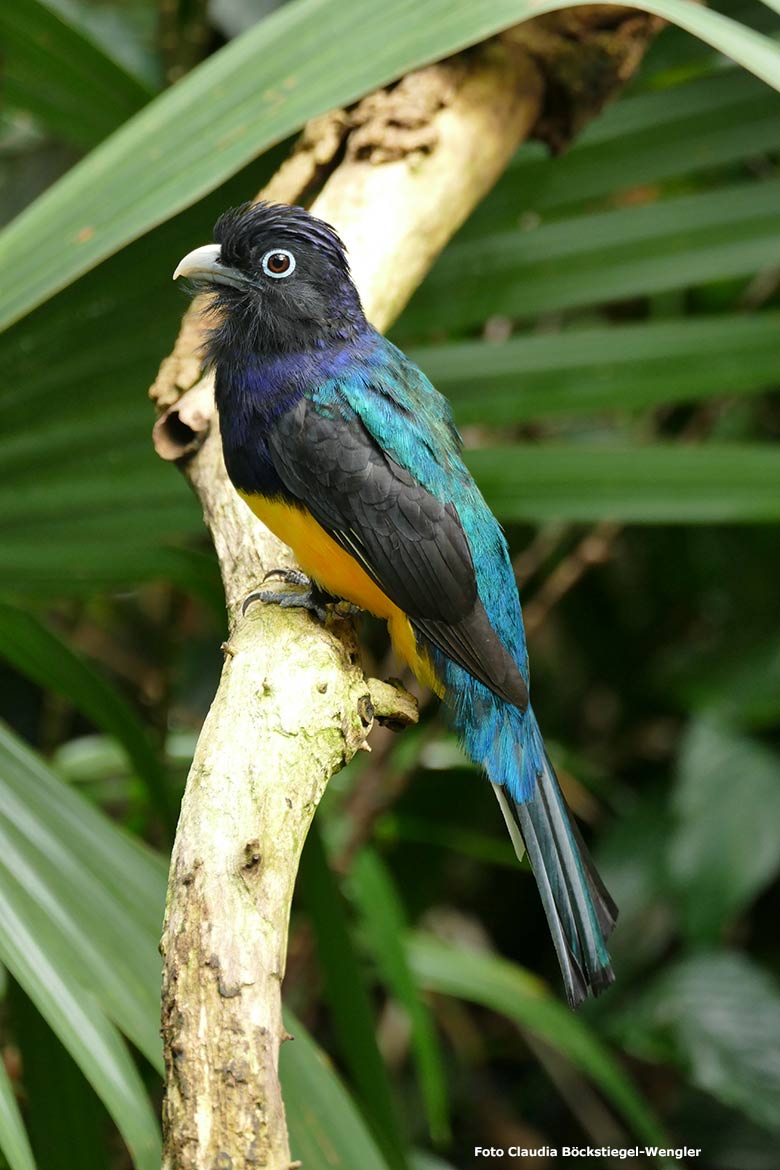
[153,15,659,1168]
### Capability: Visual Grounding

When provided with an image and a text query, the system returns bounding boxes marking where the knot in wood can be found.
[357,694,375,727]
[242,840,263,871]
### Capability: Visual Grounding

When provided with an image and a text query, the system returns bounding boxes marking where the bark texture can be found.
[154,15,659,1170]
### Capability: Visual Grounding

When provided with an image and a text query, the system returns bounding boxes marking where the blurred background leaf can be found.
[399,178,780,333]
[0,603,175,830]
[668,718,780,944]
[348,849,450,1146]
[407,933,667,1147]
[297,826,410,1170]
[0,1043,36,1170]
[409,313,780,425]
[1,0,780,1167]
[0,0,155,150]
[612,952,780,1133]
[280,1009,398,1170]
[468,445,780,524]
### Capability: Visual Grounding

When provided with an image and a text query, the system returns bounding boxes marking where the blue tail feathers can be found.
[447,673,617,1007]
[496,722,617,1009]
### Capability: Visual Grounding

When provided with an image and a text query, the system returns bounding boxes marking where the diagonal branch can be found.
[152,15,659,1169]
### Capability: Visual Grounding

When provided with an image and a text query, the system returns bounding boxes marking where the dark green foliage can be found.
[0,1,779,1168]
[7,982,109,1170]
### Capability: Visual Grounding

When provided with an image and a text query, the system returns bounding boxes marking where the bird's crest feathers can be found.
[214,201,351,278]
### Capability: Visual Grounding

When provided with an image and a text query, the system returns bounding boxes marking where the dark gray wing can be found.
[269,397,528,710]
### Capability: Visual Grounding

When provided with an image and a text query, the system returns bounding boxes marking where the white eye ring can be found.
[261,248,296,279]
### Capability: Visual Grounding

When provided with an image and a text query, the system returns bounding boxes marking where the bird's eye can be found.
[261,249,296,279]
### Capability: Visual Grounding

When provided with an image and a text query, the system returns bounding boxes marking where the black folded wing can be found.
[269,397,528,711]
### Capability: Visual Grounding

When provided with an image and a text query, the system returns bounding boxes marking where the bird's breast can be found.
[238,490,443,695]
[239,491,397,616]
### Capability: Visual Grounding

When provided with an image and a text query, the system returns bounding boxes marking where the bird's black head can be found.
[174,201,367,361]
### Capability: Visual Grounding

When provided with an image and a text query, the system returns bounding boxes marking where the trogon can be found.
[174,201,617,1006]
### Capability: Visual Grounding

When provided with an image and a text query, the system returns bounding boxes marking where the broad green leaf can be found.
[668,717,780,942]
[281,1009,394,1170]
[634,0,776,81]
[8,979,107,1170]
[409,313,780,425]
[4,454,194,520]
[348,851,450,1145]
[0,722,167,959]
[0,148,286,598]
[0,726,164,1069]
[0,0,153,150]
[0,604,175,830]
[467,68,780,229]
[0,872,161,1170]
[2,0,780,330]
[408,933,667,1146]
[0,815,163,1072]
[400,178,780,334]
[0,538,200,598]
[614,952,780,1132]
[467,444,780,524]
[0,1050,36,1170]
[640,0,780,89]
[298,826,409,1170]
[0,447,200,595]
[0,721,406,1170]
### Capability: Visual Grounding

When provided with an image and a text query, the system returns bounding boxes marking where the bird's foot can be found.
[242,568,353,623]
[262,568,310,589]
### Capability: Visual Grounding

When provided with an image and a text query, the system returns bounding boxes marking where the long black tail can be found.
[492,739,617,1008]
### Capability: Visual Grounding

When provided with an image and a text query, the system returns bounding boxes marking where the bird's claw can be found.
[262,567,310,588]
[243,588,329,622]
[243,568,341,623]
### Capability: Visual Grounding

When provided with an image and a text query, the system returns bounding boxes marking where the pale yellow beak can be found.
[173,244,248,290]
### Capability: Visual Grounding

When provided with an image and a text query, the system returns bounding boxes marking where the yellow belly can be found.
[240,491,443,696]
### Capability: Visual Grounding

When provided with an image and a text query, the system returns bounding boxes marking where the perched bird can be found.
[174,201,617,1006]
